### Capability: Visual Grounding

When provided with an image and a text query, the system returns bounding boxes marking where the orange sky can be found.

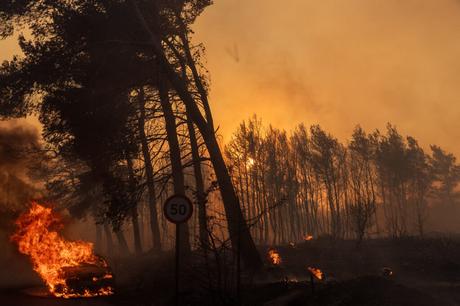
[194,0,460,156]
[1,0,460,156]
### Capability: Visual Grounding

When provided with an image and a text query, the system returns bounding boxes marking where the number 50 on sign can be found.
[163,195,193,224]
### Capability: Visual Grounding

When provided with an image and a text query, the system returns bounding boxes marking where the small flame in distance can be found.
[304,235,314,241]
[268,248,282,265]
[11,202,114,298]
[307,267,323,280]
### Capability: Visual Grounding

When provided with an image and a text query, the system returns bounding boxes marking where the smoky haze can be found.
[0,120,43,214]
[1,0,459,239]
[193,0,460,156]
[1,1,459,155]
[0,2,460,302]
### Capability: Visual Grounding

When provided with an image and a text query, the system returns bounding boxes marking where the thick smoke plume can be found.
[0,120,44,227]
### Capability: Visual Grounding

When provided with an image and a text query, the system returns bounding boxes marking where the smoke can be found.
[0,119,44,224]
[194,0,460,156]
[1,1,460,154]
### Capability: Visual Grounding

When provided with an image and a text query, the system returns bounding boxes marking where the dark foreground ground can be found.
[1,237,460,306]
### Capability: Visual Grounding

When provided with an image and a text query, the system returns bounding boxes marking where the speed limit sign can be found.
[163,195,193,224]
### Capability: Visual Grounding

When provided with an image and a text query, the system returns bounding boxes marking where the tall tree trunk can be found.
[127,156,143,254]
[115,227,130,256]
[103,223,114,254]
[137,88,162,250]
[131,1,262,270]
[202,128,263,269]
[130,204,142,254]
[158,75,191,253]
[186,115,209,248]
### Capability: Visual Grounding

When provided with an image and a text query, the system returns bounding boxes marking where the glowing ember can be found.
[304,235,314,241]
[11,202,114,298]
[382,267,393,276]
[268,248,282,265]
[307,267,323,280]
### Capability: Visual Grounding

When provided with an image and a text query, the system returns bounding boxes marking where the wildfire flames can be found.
[304,235,314,241]
[11,202,114,298]
[307,267,323,280]
[268,248,282,265]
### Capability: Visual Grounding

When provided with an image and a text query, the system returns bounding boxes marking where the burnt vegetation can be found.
[0,1,460,306]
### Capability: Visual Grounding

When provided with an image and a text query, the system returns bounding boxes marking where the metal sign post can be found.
[164,195,193,306]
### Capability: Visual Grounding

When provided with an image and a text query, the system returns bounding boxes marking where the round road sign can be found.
[163,195,193,224]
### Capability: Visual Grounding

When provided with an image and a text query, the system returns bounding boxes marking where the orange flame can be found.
[268,248,282,265]
[11,202,114,298]
[307,267,323,280]
[304,235,314,241]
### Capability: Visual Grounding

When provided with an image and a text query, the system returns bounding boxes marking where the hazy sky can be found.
[1,0,460,155]
[193,0,460,155]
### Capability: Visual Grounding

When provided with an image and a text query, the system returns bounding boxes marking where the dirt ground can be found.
[1,237,460,306]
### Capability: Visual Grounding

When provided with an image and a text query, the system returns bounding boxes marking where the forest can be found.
[0,1,460,306]
[225,117,460,243]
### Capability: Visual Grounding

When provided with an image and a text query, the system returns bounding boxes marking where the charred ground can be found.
[2,236,460,306]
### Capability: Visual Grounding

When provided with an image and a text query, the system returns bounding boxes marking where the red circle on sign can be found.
[163,194,193,224]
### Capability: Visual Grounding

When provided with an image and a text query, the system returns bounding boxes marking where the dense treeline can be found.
[225,116,460,244]
[0,0,263,269]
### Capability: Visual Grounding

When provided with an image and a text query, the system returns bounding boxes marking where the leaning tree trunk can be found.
[186,115,209,248]
[137,87,162,250]
[131,0,262,270]
[158,75,191,254]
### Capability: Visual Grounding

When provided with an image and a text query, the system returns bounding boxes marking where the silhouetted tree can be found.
[430,145,460,207]
[348,126,376,242]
